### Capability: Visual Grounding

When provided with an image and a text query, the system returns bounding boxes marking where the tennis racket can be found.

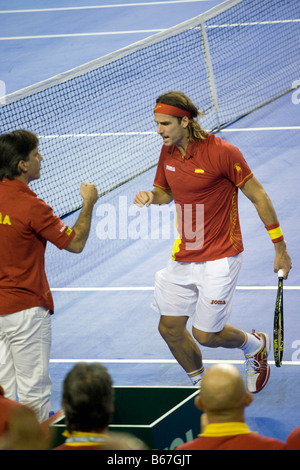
[274,269,284,367]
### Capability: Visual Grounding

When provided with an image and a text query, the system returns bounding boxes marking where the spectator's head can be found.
[62,363,114,433]
[195,364,252,423]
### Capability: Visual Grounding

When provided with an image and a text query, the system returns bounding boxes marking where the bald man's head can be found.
[195,364,252,422]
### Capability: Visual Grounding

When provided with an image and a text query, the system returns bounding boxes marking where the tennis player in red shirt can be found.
[0,129,98,422]
[134,91,292,393]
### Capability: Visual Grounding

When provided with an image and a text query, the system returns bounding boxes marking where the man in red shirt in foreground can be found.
[134,91,292,393]
[0,129,98,422]
[0,386,49,450]
[0,385,24,437]
[176,364,285,450]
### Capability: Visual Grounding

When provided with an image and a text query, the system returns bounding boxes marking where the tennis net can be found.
[1,0,299,217]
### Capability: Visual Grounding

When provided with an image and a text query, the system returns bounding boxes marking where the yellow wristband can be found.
[265,223,284,243]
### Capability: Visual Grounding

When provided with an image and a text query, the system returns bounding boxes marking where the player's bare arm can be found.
[134,187,173,207]
[241,176,292,278]
[65,183,98,253]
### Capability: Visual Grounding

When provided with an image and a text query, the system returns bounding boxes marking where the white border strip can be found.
[108,386,200,429]
[150,389,199,427]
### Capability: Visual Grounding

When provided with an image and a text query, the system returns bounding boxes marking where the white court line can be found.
[51,287,155,291]
[39,132,155,138]
[37,127,300,139]
[221,127,300,132]
[49,358,300,365]
[208,19,300,27]
[3,23,300,40]
[0,30,164,41]
[0,1,210,14]
[51,286,300,291]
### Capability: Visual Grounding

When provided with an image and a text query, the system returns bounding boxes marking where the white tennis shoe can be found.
[244,330,271,394]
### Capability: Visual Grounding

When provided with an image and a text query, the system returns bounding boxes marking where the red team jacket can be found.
[0,178,75,315]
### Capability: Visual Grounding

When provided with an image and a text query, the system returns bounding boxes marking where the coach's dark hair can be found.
[156,91,208,141]
[0,129,39,181]
[62,362,114,433]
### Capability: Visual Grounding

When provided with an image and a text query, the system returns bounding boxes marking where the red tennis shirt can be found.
[0,178,75,315]
[176,422,285,450]
[153,134,253,262]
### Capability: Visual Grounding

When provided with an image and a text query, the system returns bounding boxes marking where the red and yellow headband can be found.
[154,103,192,118]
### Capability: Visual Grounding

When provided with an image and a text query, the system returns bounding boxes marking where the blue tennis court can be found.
[1,0,300,446]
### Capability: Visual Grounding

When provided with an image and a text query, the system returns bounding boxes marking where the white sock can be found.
[240,331,261,355]
[187,366,205,386]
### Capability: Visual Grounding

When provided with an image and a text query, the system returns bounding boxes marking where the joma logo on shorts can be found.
[210,300,226,304]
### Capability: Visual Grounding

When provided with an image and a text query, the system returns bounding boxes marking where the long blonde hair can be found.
[156,91,208,141]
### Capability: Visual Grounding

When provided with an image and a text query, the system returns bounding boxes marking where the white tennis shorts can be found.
[0,306,52,422]
[151,253,242,333]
